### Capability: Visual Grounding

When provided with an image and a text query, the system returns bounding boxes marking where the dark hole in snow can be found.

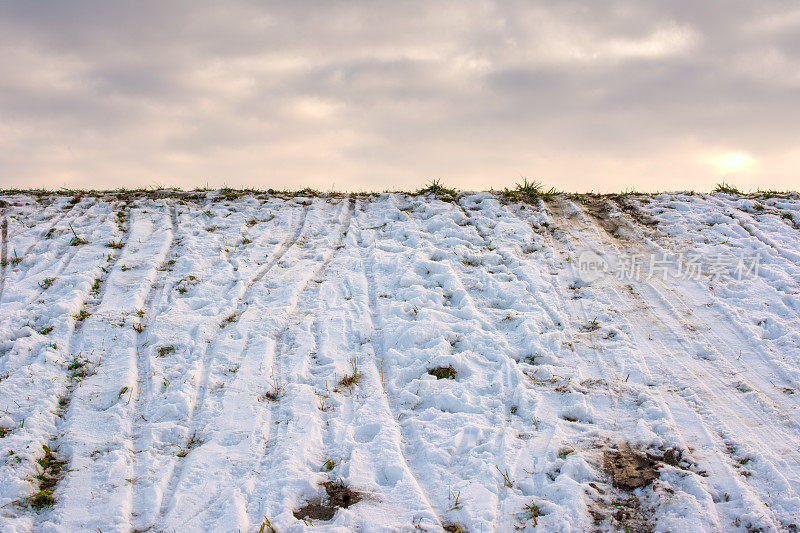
[293,480,362,522]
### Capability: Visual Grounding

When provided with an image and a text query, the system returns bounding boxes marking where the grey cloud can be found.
[0,0,798,191]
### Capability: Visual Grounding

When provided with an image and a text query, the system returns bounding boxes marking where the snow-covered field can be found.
[1,189,799,532]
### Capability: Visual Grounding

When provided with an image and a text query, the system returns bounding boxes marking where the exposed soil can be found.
[581,197,628,240]
[592,443,691,532]
[604,445,659,490]
[610,196,659,228]
[591,494,654,533]
[293,480,362,521]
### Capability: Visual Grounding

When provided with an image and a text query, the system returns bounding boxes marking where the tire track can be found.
[43,202,175,531]
[0,194,75,306]
[351,197,442,530]
[709,195,800,275]
[607,198,800,411]
[554,198,792,529]
[155,200,343,528]
[503,197,683,529]
[0,197,98,322]
[150,199,350,530]
[14,201,136,529]
[446,199,556,528]
[128,198,288,530]
[545,201,748,529]
[367,195,533,529]
[234,201,356,528]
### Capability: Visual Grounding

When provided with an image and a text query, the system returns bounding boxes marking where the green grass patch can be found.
[157,346,176,357]
[68,223,87,246]
[500,178,558,203]
[522,502,544,526]
[1,250,22,266]
[428,365,457,380]
[29,445,66,510]
[714,182,742,194]
[415,179,458,202]
[176,274,199,294]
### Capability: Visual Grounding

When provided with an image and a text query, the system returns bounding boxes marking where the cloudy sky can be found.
[1,1,798,192]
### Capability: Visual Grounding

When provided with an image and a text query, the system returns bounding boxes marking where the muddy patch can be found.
[590,442,691,532]
[610,196,659,228]
[590,494,653,533]
[293,480,362,521]
[604,445,659,490]
[580,196,628,240]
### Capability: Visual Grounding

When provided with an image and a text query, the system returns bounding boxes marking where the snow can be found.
[1,190,799,532]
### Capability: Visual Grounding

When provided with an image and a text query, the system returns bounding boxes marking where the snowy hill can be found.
[1,190,799,532]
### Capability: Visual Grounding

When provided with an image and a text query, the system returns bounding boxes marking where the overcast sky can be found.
[1,1,798,192]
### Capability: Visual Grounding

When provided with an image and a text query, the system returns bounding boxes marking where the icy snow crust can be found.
[0,191,799,532]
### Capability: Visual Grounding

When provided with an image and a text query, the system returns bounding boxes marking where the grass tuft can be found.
[68,223,88,246]
[337,358,363,389]
[428,365,457,380]
[257,516,276,533]
[67,358,92,379]
[220,313,238,327]
[176,274,199,294]
[29,445,66,510]
[157,346,176,357]
[177,433,202,458]
[714,182,742,194]
[496,465,514,487]
[415,179,458,201]
[500,178,558,203]
[262,371,285,402]
[522,502,544,526]
[1,250,22,266]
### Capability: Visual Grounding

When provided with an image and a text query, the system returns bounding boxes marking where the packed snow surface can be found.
[1,190,800,532]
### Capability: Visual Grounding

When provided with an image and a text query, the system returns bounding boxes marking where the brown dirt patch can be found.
[293,480,362,522]
[581,197,627,240]
[610,196,659,228]
[603,444,659,490]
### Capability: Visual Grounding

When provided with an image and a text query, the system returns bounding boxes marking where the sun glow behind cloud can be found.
[708,152,756,174]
